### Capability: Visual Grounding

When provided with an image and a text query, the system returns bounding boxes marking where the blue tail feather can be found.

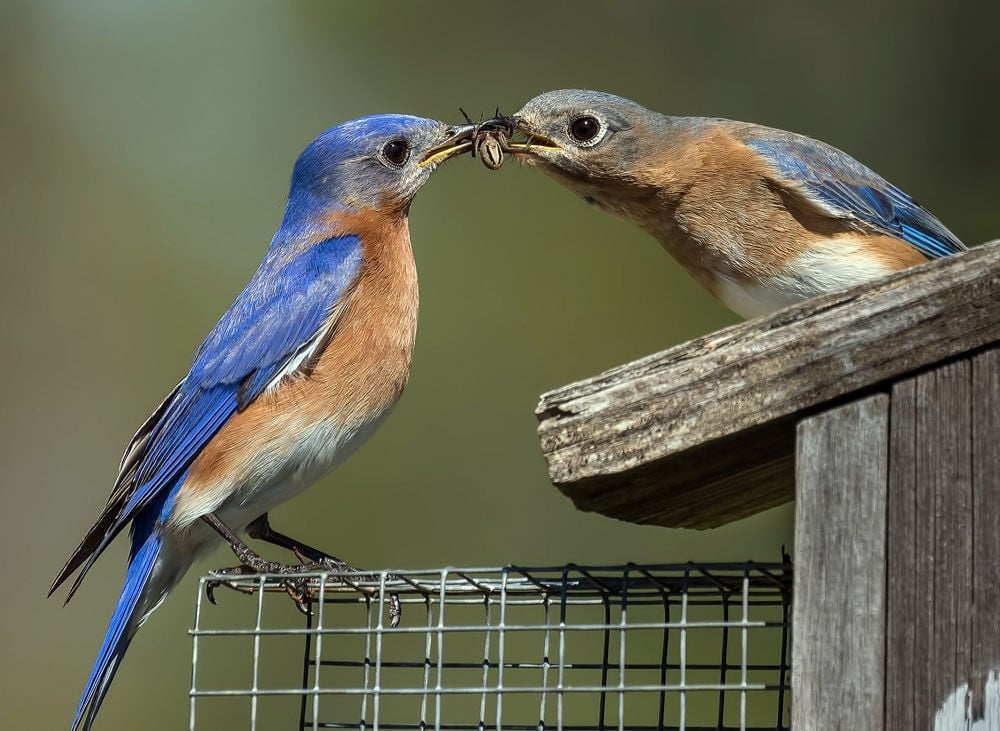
[72,529,161,731]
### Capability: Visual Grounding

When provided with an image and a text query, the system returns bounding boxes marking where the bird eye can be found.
[568,116,603,145]
[380,139,410,167]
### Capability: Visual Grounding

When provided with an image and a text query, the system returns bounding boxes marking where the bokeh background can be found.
[2,1,997,728]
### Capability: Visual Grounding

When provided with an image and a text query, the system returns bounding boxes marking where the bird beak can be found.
[480,115,562,155]
[420,124,477,167]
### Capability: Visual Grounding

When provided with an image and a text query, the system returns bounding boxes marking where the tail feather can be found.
[72,530,162,731]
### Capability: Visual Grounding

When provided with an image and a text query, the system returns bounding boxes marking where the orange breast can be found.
[179,210,419,507]
[633,127,928,287]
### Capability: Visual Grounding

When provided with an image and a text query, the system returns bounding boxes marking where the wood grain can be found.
[885,375,919,731]
[970,349,1000,716]
[793,395,889,730]
[536,240,1000,528]
[886,360,975,730]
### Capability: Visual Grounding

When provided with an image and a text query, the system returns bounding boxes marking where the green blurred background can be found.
[2,1,997,728]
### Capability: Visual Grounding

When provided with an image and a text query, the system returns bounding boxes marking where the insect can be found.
[474,130,506,170]
[460,107,509,170]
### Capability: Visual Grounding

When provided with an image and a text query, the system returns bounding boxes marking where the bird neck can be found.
[268,196,410,262]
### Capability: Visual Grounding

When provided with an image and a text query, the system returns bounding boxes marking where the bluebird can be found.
[49,114,475,730]
[480,90,964,318]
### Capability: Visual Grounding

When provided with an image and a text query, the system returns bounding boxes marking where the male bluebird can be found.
[49,114,474,730]
[481,90,964,318]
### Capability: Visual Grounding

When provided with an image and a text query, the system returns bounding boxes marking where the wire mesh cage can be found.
[189,562,792,730]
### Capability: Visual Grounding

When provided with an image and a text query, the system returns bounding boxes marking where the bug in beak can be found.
[479,114,562,155]
[419,124,477,167]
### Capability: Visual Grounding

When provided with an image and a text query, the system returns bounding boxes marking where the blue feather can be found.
[188,235,363,389]
[746,135,964,258]
[72,527,162,731]
[68,234,362,726]
[78,235,363,582]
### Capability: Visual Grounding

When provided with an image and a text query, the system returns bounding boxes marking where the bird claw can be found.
[205,557,402,625]
[278,577,313,615]
[279,558,403,625]
[205,565,258,604]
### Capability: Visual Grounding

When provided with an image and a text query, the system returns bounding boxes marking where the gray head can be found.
[486,90,668,187]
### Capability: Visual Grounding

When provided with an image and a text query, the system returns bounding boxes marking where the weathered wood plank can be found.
[920,360,972,716]
[885,376,919,731]
[925,362,974,716]
[971,349,1000,710]
[536,240,1000,528]
[793,395,889,731]
[886,360,975,730]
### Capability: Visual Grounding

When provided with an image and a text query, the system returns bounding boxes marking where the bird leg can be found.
[202,513,313,612]
[202,513,402,625]
[245,513,345,564]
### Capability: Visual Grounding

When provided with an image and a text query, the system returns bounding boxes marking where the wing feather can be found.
[51,235,363,599]
[745,132,964,258]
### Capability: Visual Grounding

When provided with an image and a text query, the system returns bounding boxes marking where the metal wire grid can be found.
[189,562,792,731]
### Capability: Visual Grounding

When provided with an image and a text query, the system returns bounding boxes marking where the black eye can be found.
[381,139,410,167]
[569,116,601,143]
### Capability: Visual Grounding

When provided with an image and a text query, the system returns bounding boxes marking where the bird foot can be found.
[206,555,402,624]
[202,513,401,623]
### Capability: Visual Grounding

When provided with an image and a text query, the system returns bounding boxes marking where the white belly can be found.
[165,406,396,534]
[223,412,390,526]
[713,239,897,319]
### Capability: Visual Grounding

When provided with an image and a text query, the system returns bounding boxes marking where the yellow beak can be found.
[506,128,562,153]
[419,124,477,167]
[479,115,562,154]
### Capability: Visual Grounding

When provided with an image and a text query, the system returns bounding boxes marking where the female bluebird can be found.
[49,114,474,730]
[481,90,964,318]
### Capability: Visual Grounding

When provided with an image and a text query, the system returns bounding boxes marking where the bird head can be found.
[480,90,667,208]
[288,114,476,215]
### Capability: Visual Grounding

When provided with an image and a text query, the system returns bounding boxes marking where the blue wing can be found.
[745,132,964,258]
[121,234,364,529]
[123,235,364,507]
[53,234,363,597]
